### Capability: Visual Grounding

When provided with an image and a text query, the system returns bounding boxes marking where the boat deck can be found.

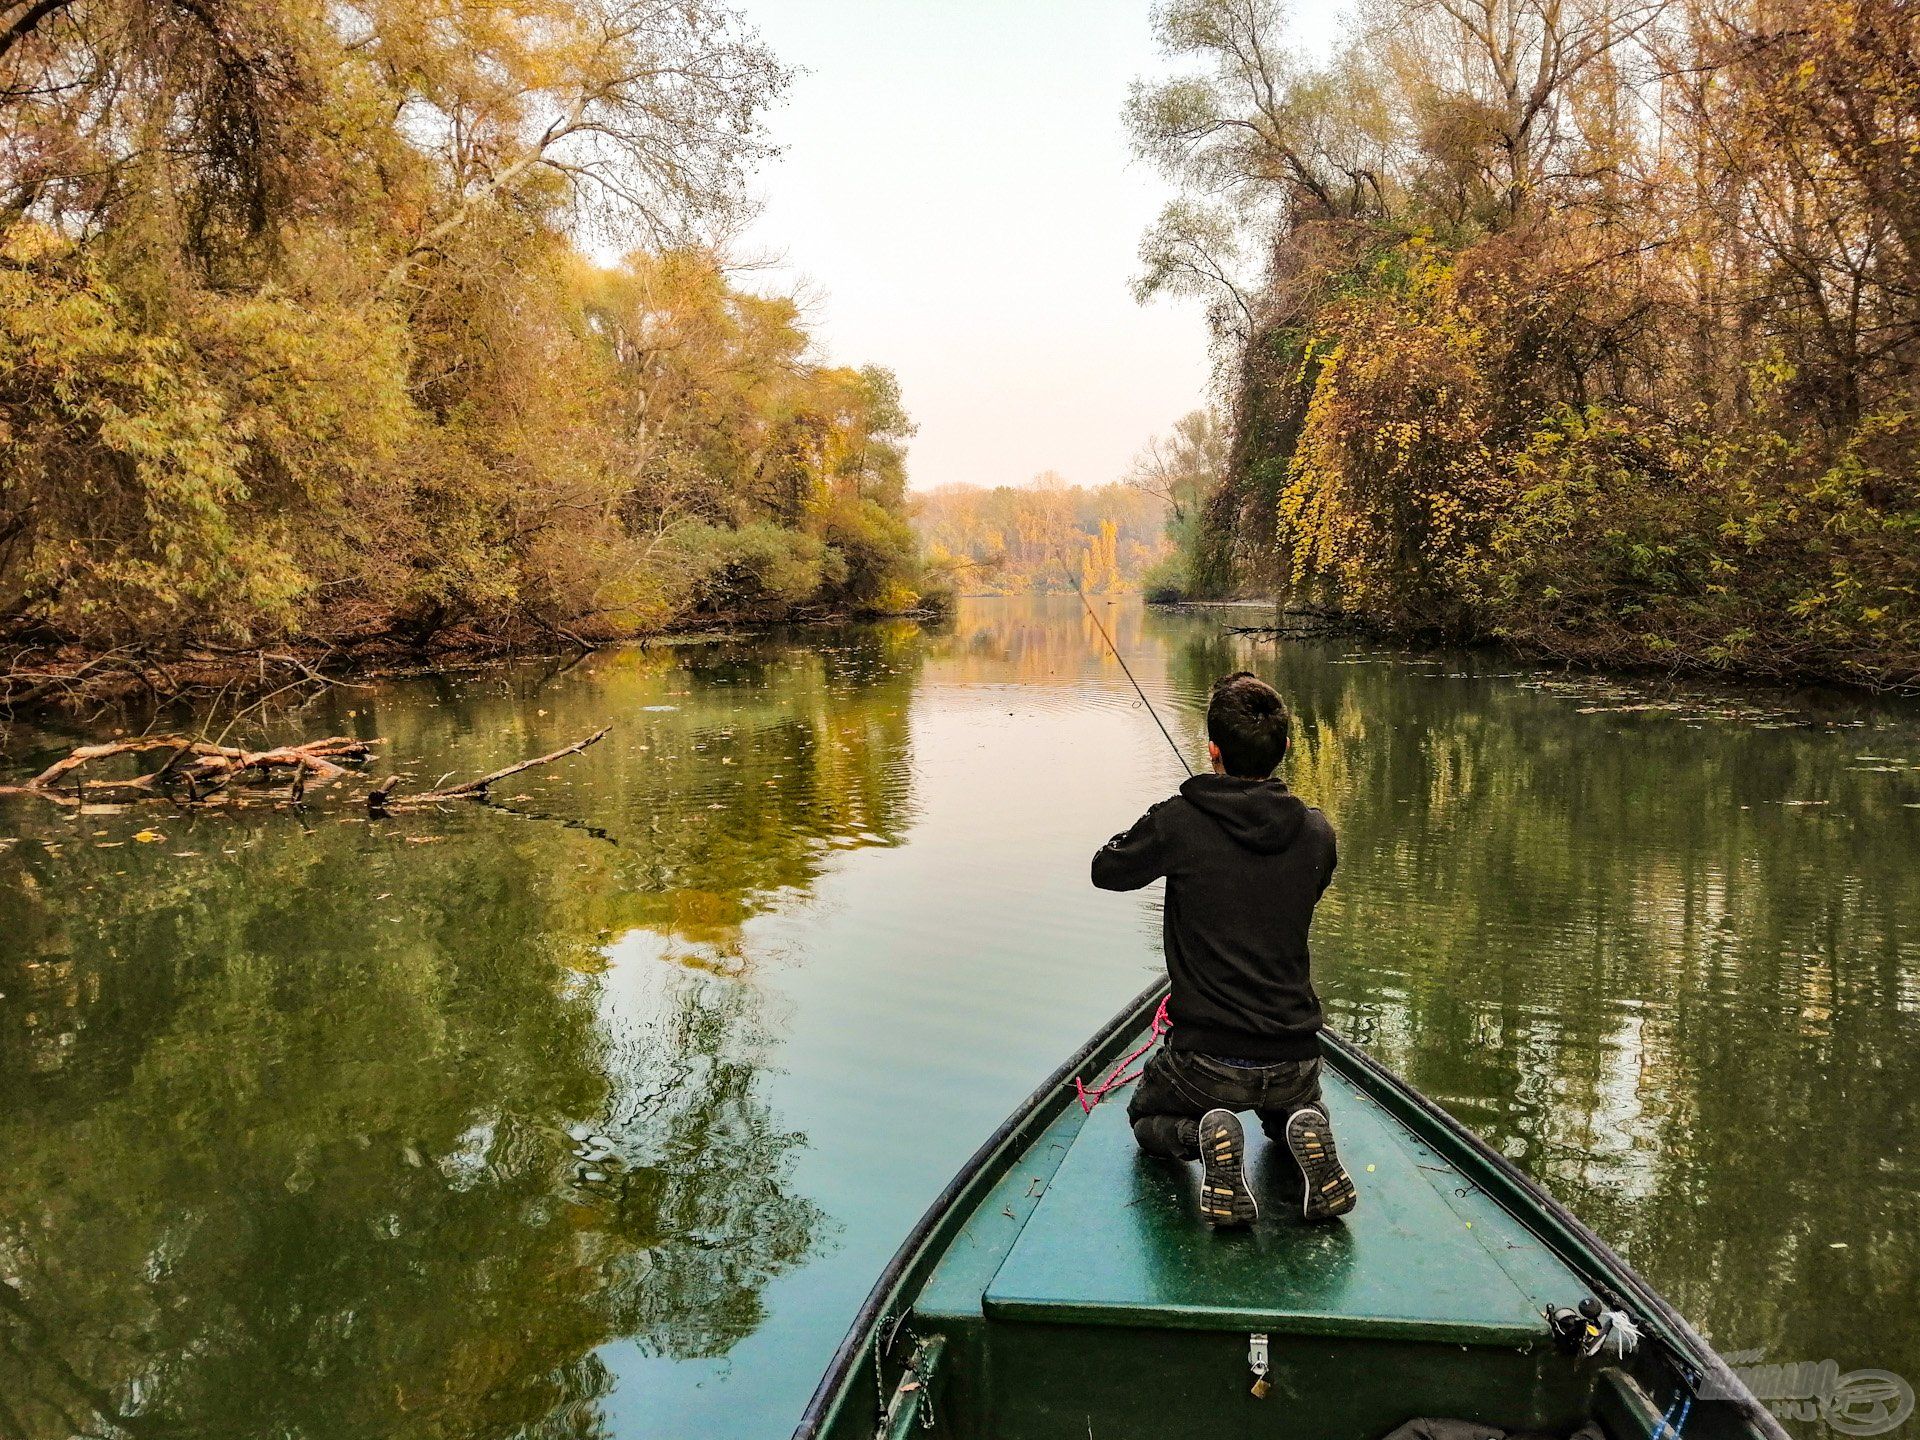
[982,1067,1551,1345]
[920,1031,1580,1347]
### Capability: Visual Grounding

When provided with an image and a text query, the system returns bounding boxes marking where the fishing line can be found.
[1052,545,1193,777]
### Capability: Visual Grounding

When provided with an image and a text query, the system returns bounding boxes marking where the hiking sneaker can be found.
[1285,1106,1357,1221]
[1197,1108,1258,1228]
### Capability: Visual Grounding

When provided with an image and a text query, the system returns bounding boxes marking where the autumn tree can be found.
[0,0,933,683]
[1133,0,1920,685]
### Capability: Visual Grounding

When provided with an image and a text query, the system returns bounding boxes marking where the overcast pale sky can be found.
[729,0,1252,492]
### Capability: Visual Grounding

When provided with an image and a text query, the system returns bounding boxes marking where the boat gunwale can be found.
[792,984,1791,1440]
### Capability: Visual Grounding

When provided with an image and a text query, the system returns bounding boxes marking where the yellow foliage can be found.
[0,0,929,652]
[1142,0,1920,681]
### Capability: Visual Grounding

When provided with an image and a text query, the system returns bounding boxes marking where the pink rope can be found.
[1075,997,1171,1112]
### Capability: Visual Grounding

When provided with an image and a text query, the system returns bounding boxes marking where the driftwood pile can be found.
[0,727,610,812]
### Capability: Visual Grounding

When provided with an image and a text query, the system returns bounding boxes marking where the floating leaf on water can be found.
[132,829,164,843]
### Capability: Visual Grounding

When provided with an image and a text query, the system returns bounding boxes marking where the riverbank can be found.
[0,595,953,739]
[1152,596,1920,698]
[1135,0,1920,709]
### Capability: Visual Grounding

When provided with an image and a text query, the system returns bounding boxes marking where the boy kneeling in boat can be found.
[1091,671,1357,1227]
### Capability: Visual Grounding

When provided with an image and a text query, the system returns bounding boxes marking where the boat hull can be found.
[796,983,1786,1440]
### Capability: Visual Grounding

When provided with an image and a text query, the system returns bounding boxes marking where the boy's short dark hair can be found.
[1207,671,1290,777]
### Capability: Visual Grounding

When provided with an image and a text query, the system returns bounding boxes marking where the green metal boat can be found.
[795,982,1787,1440]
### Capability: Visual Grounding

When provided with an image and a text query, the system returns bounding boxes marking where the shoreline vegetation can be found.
[1,0,945,727]
[0,598,952,726]
[1131,0,1920,695]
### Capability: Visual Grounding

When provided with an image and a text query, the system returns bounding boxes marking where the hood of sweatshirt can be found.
[1178,774,1309,854]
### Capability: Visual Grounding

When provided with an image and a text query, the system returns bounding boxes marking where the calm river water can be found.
[2,596,1917,1438]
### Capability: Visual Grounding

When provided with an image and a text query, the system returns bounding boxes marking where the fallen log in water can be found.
[0,735,376,806]
[0,726,610,812]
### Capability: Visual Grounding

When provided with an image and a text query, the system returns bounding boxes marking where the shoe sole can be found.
[1286,1106,1357,1221]
[1198,1108,1258,1228]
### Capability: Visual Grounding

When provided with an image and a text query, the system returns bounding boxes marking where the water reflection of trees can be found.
[1160,622,1920,1374]
[922,594,1180,701]
[0,624,924,1438]
[392,625,923,964]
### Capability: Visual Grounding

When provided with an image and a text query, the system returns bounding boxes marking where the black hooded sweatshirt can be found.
[1092,775,1336,1061]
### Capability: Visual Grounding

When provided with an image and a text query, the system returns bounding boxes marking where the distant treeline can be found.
[0,0,932,694]
[914,477,1173,594]
[1135,0,1920,688]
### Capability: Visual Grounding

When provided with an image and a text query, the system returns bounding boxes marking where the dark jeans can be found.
[1126,1045,1323,1161]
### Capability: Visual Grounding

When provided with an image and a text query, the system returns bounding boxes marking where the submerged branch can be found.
[369,726,611,810]
[2,726,614,817]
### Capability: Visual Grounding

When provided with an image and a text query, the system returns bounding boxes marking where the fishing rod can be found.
[1053,545,1193,777]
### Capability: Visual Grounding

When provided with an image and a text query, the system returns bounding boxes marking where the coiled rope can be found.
[1074,996,1172,1111]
